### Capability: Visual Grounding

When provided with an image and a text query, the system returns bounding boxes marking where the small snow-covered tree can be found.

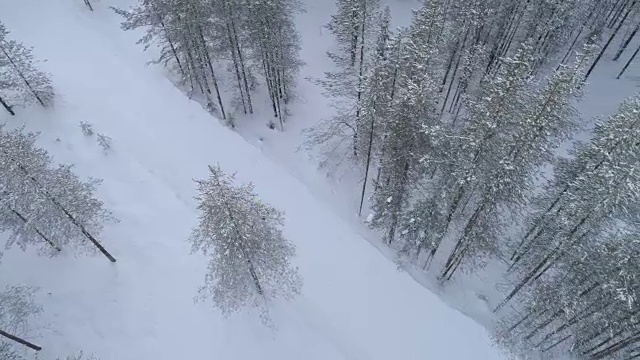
[0,125,116,261]
[0,22,53,115]
[189,165,302,318]
[59,351,99,360]
[0,286,41,357]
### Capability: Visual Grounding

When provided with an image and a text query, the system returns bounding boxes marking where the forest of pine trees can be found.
[1,0,639,358]
[308,0,640,358]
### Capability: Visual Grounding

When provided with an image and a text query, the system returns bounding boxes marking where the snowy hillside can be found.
[0,0,505,359]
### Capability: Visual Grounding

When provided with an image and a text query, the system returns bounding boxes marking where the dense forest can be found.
[308,0,640,359]
[1,0,638,358]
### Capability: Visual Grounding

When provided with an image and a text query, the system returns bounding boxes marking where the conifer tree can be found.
[0,22,53,115]
[308,0,380,158]
[0,286,41,358]
[189,165,302,318]
[0,126,116,261]
[242,0,303,129]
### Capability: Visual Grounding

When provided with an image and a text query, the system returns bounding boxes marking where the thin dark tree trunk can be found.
[8,205,61,251]
[557,25,584,70]
[358,103,376,216]
[614,23,639,60]
[609,0,633,28]
[0,191,60,251]
[160,20,186,79]
[585,0,636,80]
[387,160,410,244]
[0,94,15,116]
[440,200,487,281]
[84,0,93,11]
[197,28,226,121]
[590,332,640,359]
[495,246,560,311]
[617,42,640,78]
[350,7,359,67]
[230,17,253,113]
[213,170,264,295]
[227,23,247,114]
[0,329,41,351]
[607,0,626,27]
[544,334,572,352]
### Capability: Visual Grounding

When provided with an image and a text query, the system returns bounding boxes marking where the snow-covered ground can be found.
[0,0,506,359]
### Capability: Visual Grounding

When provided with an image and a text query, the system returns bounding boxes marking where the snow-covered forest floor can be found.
[0,0,515,359]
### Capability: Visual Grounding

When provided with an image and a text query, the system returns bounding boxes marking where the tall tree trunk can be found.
[6,204,61,251]
[227,23,247,114]
[387,159,410,244]
[590,332,640,359]
[214,173,264,296]
[196,28,226,120]
[160,20,186,79]
[0,94,15,116]
[614,23,639,60]
[617,42,640,78]
[0,329,41,351]
[231,18,253,114]
[585,0,636,80]
[358,105,376,216]
[350,5,359,67]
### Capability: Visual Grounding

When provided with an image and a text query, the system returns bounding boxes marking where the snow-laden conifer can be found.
[0,286,41,358]
[189,165,302,318]
[0,125,116,260]
[0,22,53,115]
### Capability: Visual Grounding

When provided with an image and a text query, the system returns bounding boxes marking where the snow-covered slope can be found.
[0,0,504,359]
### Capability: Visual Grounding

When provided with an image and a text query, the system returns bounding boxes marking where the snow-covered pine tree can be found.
[242,0,303,129]
[189,165,302,318]
[307,0,380,159]
[498,94,640,311]
[369,29,443,244]
[0,285,41,357]
[114,0,227,121]
[0,125,116,261]
[0,22,53,115]
[356,6,393,215]
[59,351,100,360]
[208,0,254,115]
[112,1,186,78]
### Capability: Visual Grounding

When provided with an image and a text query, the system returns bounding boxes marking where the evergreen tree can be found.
[0,286,41,357]
[307,0,380,159]
[189,165,302,318]
[0,22,54,115]
[0,125,116,261]
[242,0,304,128]
[115,0,227,121]
[369,29,442,244]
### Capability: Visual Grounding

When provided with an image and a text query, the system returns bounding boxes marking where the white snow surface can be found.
[0,0,505,359]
